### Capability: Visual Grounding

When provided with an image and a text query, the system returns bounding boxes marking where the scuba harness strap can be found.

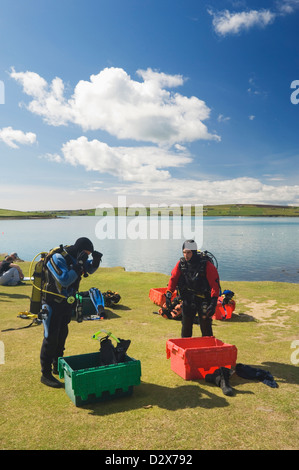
[1,312,42,331]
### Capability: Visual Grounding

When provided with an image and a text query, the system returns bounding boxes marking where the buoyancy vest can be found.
[178,252,212,297]
[29,245,78,314]
[43,245,79,303]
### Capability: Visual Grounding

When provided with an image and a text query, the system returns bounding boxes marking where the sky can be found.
[0,0,299,211]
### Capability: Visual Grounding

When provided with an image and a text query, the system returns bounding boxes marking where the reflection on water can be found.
[0,216,298,282]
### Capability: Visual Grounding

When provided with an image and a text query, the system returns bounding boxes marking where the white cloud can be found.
[47,136,299,206]
[278,0,299,14]
[56,136,192,183]
[3,175,299,210]
[136,68,185,88]
[209,9,276,36]
[209,1,299,36]
[249,115,255,120]
[107,176,299,206]
[217,114,231,123]
[0,126,37,148]
[247,75,268,98]
[10,68,74,126]
[42,152,62,163]
[10,67,220,145]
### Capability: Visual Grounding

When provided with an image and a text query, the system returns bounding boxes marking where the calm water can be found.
[0,216,298,283]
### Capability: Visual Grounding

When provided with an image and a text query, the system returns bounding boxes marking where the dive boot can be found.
[115,339,131,363]
[41,373,63,388]
[205,367,234,396]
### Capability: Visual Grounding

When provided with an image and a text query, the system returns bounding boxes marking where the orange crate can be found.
[149,288,177,307]
[166,336,237,380]
[213,299,235,320]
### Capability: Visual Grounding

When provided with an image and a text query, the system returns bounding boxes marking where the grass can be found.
[0,264,298,450]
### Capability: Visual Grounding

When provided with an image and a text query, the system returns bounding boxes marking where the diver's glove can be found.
[165,290,172,309]
[73,251,89,275]
[206,297,218,318]
[92,250,103,268]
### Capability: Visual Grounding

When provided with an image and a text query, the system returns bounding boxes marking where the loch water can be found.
[0,216,298,283]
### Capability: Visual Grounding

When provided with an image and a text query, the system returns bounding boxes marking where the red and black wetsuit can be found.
[167,254,220,337]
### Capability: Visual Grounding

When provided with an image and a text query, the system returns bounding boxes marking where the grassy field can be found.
[0,264,298,450]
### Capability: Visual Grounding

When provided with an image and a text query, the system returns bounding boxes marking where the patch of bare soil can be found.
[236,299,298,325]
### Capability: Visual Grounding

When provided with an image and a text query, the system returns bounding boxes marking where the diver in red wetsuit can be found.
[166,240,220,338]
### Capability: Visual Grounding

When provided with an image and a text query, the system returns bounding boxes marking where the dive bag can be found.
[102,290,121,307]
[75,288,106,322]
[74,288,121,321]
[156,296,183,320]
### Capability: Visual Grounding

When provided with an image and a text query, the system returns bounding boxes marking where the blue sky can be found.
[0,0,299,210]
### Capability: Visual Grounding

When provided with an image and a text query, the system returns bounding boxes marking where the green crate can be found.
[58,352,141,406]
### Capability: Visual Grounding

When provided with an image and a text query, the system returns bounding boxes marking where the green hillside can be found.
[203,204,299,217]
[0,208,55,219]
[1,204,299,218]
[0,208,93,219]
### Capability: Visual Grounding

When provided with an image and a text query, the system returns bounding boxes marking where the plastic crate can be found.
[58,352,141,406]
[149,288,177,307]
[166,336,237,380]
[213,299,236,320]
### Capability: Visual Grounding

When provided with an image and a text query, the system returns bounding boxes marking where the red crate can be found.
[149,288,177,307]
[166,336,237,380]
[213,299,235,320]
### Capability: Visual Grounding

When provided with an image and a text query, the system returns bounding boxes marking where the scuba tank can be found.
[29,252,47,314]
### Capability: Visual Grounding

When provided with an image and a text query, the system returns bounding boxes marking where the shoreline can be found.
[1,204,299,219]
[1,214,299,220]
[5,262,297,284]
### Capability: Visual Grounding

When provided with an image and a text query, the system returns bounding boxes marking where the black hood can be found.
[66,237,94,258]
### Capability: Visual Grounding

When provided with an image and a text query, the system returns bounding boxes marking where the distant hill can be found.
[0,208,95,219]
[0,204,299,218]
[0,208,55,219]
[202,204,299,217]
